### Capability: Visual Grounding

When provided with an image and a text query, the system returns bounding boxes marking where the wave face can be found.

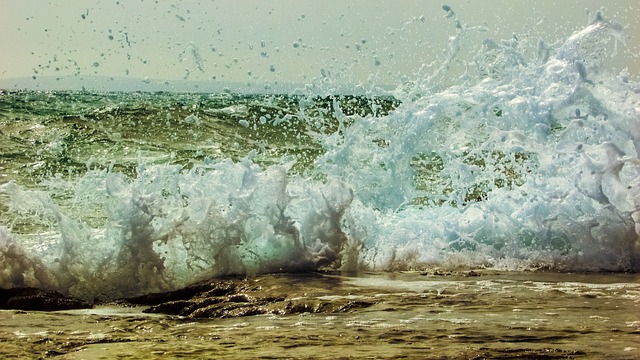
[1,10,639,300]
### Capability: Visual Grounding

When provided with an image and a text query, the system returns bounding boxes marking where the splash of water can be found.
[1,9,639,300]
[1,159,358,299]
[317,9,639,272]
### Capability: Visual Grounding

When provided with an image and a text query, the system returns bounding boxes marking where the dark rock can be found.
[227,293,255,303]
[119,274,377,319]
[190,302,257,318]
[283,299,321,314]
[336,300,375,312]
[0,287,92,311]
[143,299,194,315]
[123,278,245,307]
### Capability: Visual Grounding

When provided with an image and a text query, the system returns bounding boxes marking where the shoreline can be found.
[2,270,639,359]
[2,269,638,313]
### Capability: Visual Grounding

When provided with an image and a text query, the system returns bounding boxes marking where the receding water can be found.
[1,272,639,359]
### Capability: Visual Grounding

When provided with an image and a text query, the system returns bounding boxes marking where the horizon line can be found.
[0,75,395,95]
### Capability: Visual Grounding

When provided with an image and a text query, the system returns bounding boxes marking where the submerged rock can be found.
[117,274,376,319]
[0,287,92,311]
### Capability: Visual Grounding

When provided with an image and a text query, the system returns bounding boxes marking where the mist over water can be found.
[1,7,639,301]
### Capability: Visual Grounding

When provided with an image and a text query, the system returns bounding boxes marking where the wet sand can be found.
[1,271,639,359]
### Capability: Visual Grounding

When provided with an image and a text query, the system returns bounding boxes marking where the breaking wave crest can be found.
[1,9,639,300]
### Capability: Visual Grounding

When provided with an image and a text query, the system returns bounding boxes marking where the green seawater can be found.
[0,90,399,187]
[0,90,401,236]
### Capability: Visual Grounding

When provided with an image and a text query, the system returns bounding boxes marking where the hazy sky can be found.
[1,0,638,91]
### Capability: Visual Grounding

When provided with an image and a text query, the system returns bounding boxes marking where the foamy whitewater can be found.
[1,9,639,301]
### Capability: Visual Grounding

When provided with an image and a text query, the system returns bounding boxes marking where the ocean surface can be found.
[1,8,640,358]
[0,271,638,359]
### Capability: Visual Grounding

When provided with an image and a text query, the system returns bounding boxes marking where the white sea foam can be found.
[1,159,358,299]
[317,10,640,273]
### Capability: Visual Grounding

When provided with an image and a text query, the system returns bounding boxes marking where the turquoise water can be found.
[1,10,639,301]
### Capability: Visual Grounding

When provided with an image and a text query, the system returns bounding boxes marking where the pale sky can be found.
[1,0,638,91]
